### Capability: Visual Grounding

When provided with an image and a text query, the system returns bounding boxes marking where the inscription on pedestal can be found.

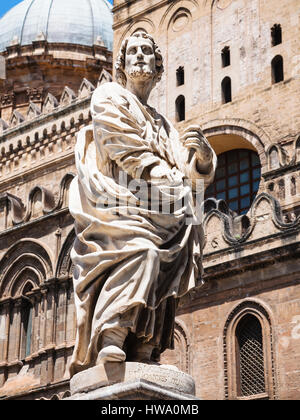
[70,362,196,398]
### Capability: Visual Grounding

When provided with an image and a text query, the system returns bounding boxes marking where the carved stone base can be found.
[67,362,198,400]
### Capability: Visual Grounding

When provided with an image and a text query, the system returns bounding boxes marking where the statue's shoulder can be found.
[92,82,126,102]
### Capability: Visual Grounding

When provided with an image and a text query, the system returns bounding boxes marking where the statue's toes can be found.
[97,345,126,363]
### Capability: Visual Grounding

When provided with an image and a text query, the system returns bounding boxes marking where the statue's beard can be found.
[127,66,155,82]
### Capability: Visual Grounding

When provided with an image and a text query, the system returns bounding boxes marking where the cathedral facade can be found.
[0,0,300,400]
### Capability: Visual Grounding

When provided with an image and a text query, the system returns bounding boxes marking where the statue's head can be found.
[115,31,164,89]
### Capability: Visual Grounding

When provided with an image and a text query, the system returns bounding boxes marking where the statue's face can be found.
[124,36,156,83]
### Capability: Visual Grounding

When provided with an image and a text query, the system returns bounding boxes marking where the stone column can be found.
[0,299,11,387]
[47,281,57,348]
[35,292,43,353]
[40,281,57,385]
[40,286,48,350]
[39,285,49,385]
[0,299,11,362]
[60,278,69,346]
[13,297,22,362]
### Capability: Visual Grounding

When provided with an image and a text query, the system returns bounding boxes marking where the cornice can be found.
[0,207,71,239]
[0,152,75,193]
[0,97,90,143]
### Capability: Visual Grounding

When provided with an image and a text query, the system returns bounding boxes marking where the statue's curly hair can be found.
[115,31,164,88]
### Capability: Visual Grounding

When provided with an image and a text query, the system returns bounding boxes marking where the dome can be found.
[0,0,113,52]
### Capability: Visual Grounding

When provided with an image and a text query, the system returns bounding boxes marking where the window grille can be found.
[236,315,266,397]
[205,149,261,215]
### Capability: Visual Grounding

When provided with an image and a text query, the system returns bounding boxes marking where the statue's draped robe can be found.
[69,82,216,375]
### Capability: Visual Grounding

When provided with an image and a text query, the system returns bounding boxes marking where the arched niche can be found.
[27,186,56,220]
[221,76,232,103]
[31,189,44,219]
[175,95,185,122]
[158,0,198,32]
[168,7,192,34]
[212,0,234,10]
[269,146,280,170]
[56,173,75,210]
[223,300,276,400]
[294,135,300,163]
[271,55,284,84]
[0,240,53,298]
[160,319,191,374]
[265,144,287,171]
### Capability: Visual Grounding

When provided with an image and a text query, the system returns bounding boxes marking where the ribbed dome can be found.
[0,0,113,52]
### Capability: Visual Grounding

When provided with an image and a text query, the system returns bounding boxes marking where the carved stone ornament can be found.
[217,0,234,9]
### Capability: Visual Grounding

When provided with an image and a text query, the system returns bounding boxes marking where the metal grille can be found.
[236,315,266,396]
[205,149,261,215]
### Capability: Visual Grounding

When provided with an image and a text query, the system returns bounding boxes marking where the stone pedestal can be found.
[66,362,199,400]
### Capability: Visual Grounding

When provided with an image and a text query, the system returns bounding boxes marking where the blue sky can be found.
[0,0,21,18]
[0,0,113,19]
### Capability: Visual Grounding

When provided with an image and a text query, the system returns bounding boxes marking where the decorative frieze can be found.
[1,93,15,108]
[27,87,43,104]
[0,173,74,228]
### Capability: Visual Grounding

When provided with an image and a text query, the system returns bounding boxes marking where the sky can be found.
[0,0,114,19]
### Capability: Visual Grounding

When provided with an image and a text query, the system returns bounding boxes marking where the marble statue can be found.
[69,31,216,377]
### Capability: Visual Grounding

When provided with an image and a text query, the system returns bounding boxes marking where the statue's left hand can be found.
[181,126,208,151]
[181,126,213,166]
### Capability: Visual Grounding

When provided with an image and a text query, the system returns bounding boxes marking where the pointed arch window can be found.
[224,302,276,400]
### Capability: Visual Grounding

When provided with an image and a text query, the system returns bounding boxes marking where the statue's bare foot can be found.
[97,345,126,364]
